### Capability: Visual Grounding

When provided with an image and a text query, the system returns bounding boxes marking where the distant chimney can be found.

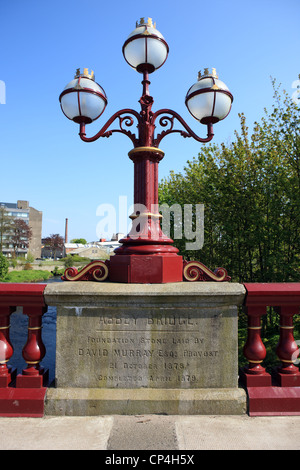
[65,218,68,243]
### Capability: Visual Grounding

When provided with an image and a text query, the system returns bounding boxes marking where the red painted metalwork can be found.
[16,305,48,388]
[0,283,47,307]
[242,283,300,416]
[75,71,223,283]
[241,304,272,387]
[0,306,16,387]
[0,388,46,417]
[246,386,300,416]
[0,283,48,417]
[276,305,300,386]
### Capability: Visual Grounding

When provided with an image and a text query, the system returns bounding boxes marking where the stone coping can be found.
[45,387,247,416]
[44,281,246,307]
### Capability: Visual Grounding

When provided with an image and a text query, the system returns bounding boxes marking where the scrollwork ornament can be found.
[62,260,109,282]
[183,260,231,282]
[152,109,214,147]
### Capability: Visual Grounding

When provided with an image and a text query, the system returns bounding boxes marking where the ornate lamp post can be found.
[59,18,233,284]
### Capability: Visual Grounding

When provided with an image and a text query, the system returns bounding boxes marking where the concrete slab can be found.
[0,415,299,450]
[107,415,178,450]
[175,415,300,450]
[0,416,113,450]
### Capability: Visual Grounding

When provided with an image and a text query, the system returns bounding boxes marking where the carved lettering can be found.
[113,349,154,357]
[98,315,138,326]
[75,311,222,388]
[147,316,194,326]
[78,348,108,356]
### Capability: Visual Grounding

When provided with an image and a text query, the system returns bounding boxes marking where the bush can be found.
[26,252,35,263]
[52,266,65,277]
[63,255,91,268]
[23,263,33,270]
[10,258,17,268]
[0,253,9,280]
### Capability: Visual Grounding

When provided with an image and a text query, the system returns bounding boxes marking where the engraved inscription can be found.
[56,304,238,389]
[74,311,222,388]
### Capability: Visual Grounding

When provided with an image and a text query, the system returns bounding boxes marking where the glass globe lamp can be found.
[59,68,107,124]
[122,18,169,73]
[185,68,233,124]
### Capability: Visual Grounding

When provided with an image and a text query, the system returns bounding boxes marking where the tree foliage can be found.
[70,238,87,244]
[0,252,9,280]
[159,79,300,283]
[0,207,15,252]
[43,234,64,259]
[11,219,32,257]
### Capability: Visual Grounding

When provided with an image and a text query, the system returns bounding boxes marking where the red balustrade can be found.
[241,283,300,415]
[0,306,16,387]
[0,283,48,417]
[0,281,299,417]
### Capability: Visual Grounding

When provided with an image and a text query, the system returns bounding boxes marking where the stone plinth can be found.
[44,282,247,415]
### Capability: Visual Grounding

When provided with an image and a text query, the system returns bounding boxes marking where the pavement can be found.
[0,414,299,450]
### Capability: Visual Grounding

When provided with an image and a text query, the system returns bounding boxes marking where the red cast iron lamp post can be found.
[59,18,233,284]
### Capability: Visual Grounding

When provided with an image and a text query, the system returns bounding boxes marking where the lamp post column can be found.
[109,73,183,283]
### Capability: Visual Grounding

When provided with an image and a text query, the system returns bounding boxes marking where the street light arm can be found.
[79,108,141,147]
[152,109,214,147]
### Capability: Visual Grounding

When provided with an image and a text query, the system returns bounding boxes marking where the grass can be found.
[0,269,54,283]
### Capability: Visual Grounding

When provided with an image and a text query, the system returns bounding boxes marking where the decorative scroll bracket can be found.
[62,260,110,282]
[78,106,214,149]
[61,259,230,282]
[183,260,231,282]
[152,109,214,147]
[79,109,141,147]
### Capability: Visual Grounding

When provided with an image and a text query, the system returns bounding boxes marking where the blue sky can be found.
[0,0,299,242]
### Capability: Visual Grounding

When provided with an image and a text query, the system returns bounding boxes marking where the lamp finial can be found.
[136,17,156,28]
[198,68,218,80]
[74,68,95,80]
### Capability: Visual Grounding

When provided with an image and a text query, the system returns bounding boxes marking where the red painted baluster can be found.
[275,305,300,387]
[241,305,272,387]
[0,306,16,387]
[16,306,49,388]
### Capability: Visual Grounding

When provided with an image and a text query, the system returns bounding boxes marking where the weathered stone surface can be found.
[44,387,247,416]
[44,282,247,415]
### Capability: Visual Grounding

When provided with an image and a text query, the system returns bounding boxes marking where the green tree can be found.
[70,238,87,244]
[43,234,64,259]
[0,252,9,280]
[11,219,32,258]
[0,207,14,252]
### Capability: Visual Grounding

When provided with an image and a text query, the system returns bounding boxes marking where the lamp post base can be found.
[61,258,231,283]
[109,254,183,283]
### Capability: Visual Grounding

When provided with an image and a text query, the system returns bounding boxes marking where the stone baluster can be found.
[0,306,16,387]
[16,306,48,388]
[275,305,300,387]
[241,305,272,387]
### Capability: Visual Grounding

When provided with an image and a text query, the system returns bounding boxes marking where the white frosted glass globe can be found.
[186,73,233,124]
[123,20,169,73]
[60,75,107,124]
